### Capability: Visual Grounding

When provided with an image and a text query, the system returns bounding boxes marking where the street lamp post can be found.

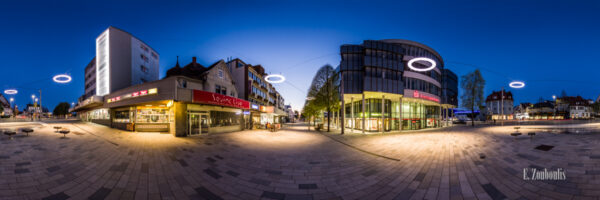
[552,95,556,120]
[9,98,14,117]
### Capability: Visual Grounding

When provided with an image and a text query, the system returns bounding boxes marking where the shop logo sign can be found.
[193,90,250,109]
[413,90,440,103]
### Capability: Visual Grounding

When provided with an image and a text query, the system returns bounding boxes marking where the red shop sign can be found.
[413,91,440,103]
[193,90,250,109]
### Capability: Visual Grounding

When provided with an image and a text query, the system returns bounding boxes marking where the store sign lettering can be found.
[413,91,440,102]
[107,88,158,103]
[193,90,250,109]
[251,104,259,110]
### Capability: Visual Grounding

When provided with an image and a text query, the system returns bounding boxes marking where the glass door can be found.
[189,113,201,135]
[200,114,209,134]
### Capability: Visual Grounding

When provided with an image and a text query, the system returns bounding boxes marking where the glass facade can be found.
[401,101,439,130]
[339,39,455,131]
[343,98,439,131]
[345,98,395,132]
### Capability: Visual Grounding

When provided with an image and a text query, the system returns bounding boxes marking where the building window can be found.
[215,85,221,94]
[140,65,149,73]
[218,69,224,78]
[140,54,148,62]
[141,78,147,83]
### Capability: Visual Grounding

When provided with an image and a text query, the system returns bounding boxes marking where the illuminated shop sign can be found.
[251,104,259,110]
[259,106,274,113]
[193,90,250,109]
[243,111,250,115]
[413,90,440,103]
[107,88,157,103]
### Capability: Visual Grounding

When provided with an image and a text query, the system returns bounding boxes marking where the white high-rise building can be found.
[96,26,159,96]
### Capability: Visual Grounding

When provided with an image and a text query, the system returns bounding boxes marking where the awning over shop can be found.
[70,96,104,112]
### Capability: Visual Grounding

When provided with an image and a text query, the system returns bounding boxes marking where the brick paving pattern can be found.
[0,122,599,200]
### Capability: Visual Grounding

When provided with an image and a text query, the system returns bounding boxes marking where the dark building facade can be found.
[339,39,458,132]
[79,57,96,103]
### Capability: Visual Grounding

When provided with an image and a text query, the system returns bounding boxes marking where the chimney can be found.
[192,57,197,64]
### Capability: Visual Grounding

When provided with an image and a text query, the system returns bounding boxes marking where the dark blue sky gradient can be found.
[1,0,599,111]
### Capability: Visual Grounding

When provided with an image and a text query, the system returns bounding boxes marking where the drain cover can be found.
[535,145,554,151]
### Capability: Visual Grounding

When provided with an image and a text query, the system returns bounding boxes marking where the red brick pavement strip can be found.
[0,122,599,199]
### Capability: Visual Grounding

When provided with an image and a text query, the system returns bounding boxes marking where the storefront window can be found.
[210,111,241,127]
[114,110,131,123]
[89,108,110,120]
[136,107,170,123]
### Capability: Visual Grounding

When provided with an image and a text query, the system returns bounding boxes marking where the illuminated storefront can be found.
[73,76,251,137]
[342,91,441,132]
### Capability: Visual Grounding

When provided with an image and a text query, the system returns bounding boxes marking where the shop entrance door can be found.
[189,113,210,135]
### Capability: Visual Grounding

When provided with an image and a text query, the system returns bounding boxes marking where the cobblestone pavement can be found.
[0,122,599,200]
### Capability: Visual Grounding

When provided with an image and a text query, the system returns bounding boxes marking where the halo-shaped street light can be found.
[264,74,286,83]
[53,74,72,83]
[4,89,18,95]
[407,57,437,72]
[509,81,525,88]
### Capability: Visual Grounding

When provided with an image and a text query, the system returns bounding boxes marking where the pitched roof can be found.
[485,90,513,102]
[557,96,590,106]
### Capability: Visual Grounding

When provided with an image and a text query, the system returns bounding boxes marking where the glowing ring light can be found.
[264,74,286,83]
[53,74,72,83]
[407,57,437,72]
[509,81,525,88]
[4,89,18,95]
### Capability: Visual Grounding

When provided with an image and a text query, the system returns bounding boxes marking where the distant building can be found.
[557,96,592,119]
[528,101,555,119]
[485,90,513,120]
[514,103,531,120]
[95,26,160,96]
[0,94,11,116]
[226,58,287,129]
[285,105,295,122]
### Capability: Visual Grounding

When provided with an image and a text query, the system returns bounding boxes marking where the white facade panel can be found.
[96,30,110,96]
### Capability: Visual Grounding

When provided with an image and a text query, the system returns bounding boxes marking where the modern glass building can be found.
[339,39,458,133]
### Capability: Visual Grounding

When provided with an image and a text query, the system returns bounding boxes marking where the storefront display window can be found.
[89,108,110,120]
[136,107,170,123]
[209,111,241,127]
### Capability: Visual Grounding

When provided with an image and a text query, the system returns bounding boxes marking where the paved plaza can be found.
[0,121,599,200]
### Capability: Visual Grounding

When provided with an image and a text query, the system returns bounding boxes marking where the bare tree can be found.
[460,69,485,127]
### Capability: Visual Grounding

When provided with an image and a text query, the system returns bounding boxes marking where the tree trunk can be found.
[471,87,475,127]
[327,108,331,132]
[471,106,475,127]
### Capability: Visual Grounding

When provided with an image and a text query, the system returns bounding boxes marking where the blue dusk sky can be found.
[0,0,599,111]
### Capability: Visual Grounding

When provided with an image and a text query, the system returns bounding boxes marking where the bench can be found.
[510,132,522,141]
[58,128,70,138]
[3,129,17,139]
[528,132,536,139]
[21,128,34,136]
